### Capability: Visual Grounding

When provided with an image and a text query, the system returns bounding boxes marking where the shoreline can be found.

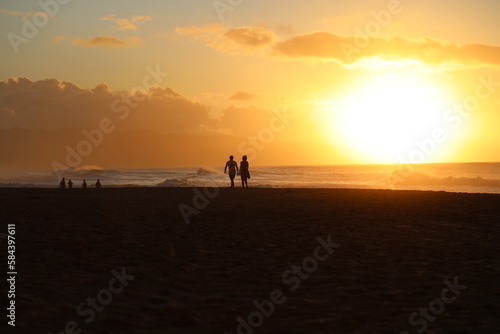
[2,185,500,196]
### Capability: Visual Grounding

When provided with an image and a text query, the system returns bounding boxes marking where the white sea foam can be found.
[1,163,500,194]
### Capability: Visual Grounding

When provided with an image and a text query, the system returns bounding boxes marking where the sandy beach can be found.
[1,187,499,334]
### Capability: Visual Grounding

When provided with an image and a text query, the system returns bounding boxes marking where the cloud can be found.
[175,24,276,54]
[100,14,152,31]
[230,91,255,101]
[1,107,16,117]
[0,77,216,133]
[274,33,500,66]
[177,25,500,67]
[0,8,48,18]
[71,36,143,48]
[224,27,275,47]
[0,77,291,139]
[51,35,65,43]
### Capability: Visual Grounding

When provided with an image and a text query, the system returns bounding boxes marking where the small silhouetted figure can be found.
[59,178,66,189]
[96,179,102,189]
[68,180,73,189]
[239,155,250,188]
[82,180,87,189]
[224,155,238,188]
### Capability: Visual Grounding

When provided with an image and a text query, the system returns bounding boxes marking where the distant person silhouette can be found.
[59,178,66,189]
[239,155,250,188]
[96,179,102,189]
[224,155,238,188]
[82,180,87,189]
[68,180,73,189]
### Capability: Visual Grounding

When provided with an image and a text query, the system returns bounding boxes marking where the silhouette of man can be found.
[239,155,250,188]
[68,179,73,189]
[82,180,87,189]
[224,155,238,188]
[96,179,102,189]
[59,178,66,189]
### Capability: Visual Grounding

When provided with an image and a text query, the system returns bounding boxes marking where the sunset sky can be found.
[1,0,500,167]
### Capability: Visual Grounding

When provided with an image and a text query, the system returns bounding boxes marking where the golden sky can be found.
[1,0,500,166]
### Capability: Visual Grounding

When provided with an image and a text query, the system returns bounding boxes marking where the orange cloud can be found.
[0,8,48,18]
[100,14,152,31]
[71,36,143,48]
[175,24,276,54]
[51,35,65,43]
[274,33,500,66]
[177,25,500,67]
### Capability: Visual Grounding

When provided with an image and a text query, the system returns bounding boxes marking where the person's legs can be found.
[241,176,248,188]
[230,175,235,188]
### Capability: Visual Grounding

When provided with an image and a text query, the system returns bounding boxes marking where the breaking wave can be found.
[395,172,500,188]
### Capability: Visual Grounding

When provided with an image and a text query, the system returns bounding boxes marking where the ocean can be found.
[1,163,500,194]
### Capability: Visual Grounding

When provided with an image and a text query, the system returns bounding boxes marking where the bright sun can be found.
[322,78,449,163]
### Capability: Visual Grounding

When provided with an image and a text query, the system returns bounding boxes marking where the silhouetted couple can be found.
[82,179,101,188]
[59,178,74,189]
[224,155,250,188]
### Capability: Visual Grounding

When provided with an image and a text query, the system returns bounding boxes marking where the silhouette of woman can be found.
[239,155,250,188]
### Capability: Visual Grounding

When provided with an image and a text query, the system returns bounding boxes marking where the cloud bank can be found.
[0,78,279,137]
[0,77,214,133]
[274,33,500,65]
[176,25,500,67]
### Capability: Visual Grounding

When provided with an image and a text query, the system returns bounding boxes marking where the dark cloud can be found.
[0,77,215,133]
[230,91,256,101]
[69,36,143,48]
[224,27,275,47]
[175,24,276,54]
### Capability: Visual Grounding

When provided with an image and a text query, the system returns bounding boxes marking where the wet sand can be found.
[1,187,499,334]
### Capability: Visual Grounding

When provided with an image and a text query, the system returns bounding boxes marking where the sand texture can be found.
[1,187,499,334]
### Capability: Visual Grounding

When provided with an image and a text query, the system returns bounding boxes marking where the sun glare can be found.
[321,78,450,163]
